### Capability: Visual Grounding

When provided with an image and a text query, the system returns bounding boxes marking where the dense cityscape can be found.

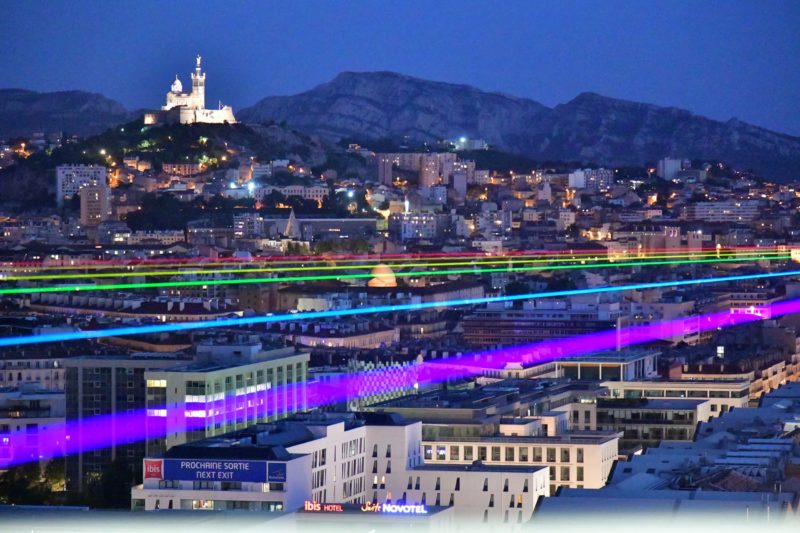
[1,3,799,532]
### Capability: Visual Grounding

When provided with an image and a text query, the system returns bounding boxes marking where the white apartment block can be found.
[683,200,760,222]
[56,165,107,207]
[381,463,549,525]
[255,185,329,205]
[0,356,65,389]
[419,432,619,494]
[132,412,552,524]
[133,413,392,512]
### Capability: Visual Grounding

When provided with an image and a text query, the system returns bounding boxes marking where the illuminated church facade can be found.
[144,55,236,125]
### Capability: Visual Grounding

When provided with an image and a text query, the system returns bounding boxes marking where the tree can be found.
[0,462,47,504]
[43,457,66,492]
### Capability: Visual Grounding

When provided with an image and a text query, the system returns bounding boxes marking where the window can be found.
[519,447,528,462]
[576,448,584,463]
[503,479,509,492]
[450,446,460,460]
[488,494,495,507]
[577,467,584,482]
[423,445,433,460]
[464,446,474,461]
[478,446,487,461]
[505,447,515,461]
[386,445,392,458]
[533,447,542,462]
[435,477,441,491]
[549,467,555,481]
[373,444,378,458]
[560,448,570,463]
[523,479,529,493]
[561,467,570,481]
[454,477,460,491]
[436,446,446,460]
[546,448,556,462]
[491,446,501,461]
[482,478,488,492]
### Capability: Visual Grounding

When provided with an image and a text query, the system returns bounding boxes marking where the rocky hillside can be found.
[0,89,132,138]
[240,72,800,180]
[239,71,549,145]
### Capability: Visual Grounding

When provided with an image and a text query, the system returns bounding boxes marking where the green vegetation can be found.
[125,193,255,231]
[0,458,64,505]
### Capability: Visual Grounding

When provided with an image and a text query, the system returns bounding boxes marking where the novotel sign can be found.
[303,501,428,515]
[144,458,286,483]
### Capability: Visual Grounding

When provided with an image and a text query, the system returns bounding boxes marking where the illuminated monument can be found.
[144,55,236,125]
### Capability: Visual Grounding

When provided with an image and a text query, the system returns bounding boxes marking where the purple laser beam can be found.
[1,300,796,468]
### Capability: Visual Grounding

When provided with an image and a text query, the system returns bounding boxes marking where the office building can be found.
[145,343,310,456]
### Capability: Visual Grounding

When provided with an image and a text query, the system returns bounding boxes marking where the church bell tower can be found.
[190,54,206,110]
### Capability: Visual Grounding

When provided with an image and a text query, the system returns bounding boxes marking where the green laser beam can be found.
[1,254,789,296]
[0,251,783,282]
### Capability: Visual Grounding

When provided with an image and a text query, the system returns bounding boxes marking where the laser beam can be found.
[1,268,799,347]
[2,297,798,468]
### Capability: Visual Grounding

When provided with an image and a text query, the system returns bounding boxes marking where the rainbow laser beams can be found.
[3,297,798,469]
[2,268,800,347]
[0,254,790,295]
[2,249,781,281]
[2,244,790,271]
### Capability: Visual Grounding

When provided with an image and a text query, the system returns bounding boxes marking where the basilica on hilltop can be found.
[144,55,236,125]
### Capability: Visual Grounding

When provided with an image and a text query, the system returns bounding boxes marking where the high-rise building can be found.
[56,165,107,208]
[656,157,682,181]
[79,183,111,227]
[376,154,395,186]
[419,154,441,187]
[64,353,187,494]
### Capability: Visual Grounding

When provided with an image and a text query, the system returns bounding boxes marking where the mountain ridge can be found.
[0,88,134,138]
[2,73,799,180]
[238,71,800,180]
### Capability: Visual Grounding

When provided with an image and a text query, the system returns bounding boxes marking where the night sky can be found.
[2,0,799,135]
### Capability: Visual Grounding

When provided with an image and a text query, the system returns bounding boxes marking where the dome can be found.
[171,75,183,93]
[368,263,397,288]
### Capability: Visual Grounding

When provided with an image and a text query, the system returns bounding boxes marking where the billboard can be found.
[144,458,281,483]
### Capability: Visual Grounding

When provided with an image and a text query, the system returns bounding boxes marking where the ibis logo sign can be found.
[144,459,164,480]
